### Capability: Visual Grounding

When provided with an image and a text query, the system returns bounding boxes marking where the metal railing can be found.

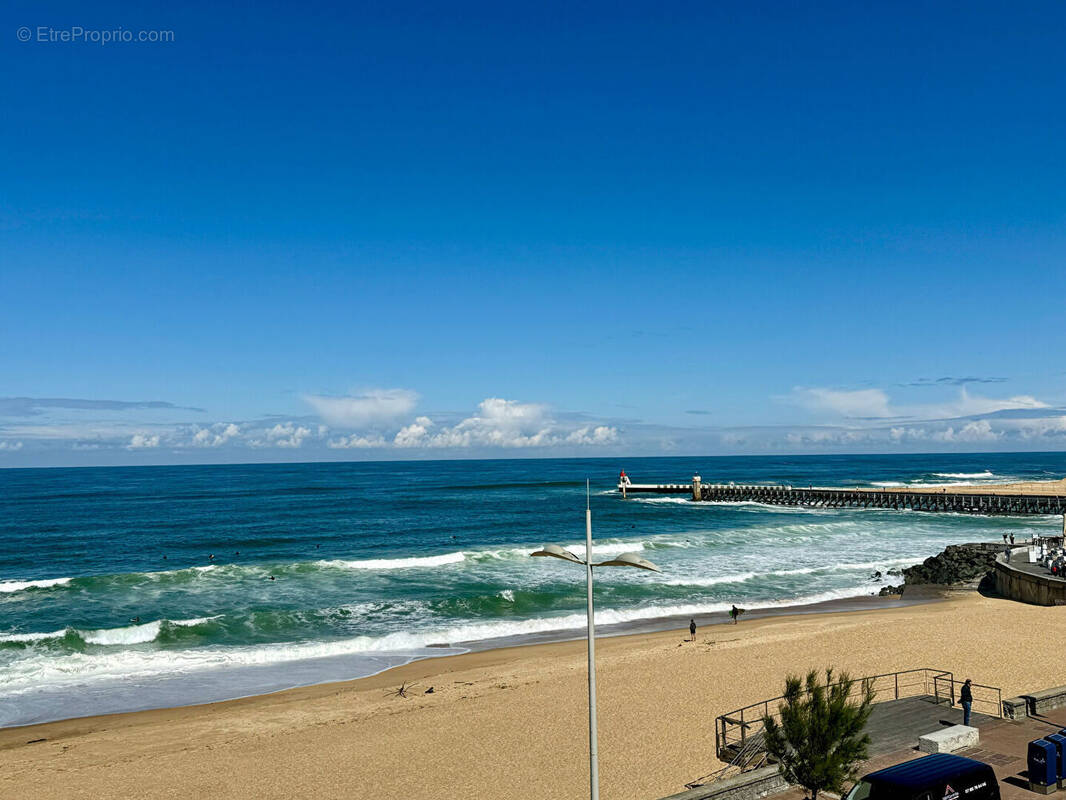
[932,672,1003,719]
[715,667,1002,759]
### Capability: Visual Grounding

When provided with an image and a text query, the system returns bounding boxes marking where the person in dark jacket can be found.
[960,678,974,725]
[689,618,696,641]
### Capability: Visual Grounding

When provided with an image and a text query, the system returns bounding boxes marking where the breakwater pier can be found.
[619,476,1066,515]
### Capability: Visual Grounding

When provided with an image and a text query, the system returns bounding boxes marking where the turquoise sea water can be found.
[1,453,1063,726]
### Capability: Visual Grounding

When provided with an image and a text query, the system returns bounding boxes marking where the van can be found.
[844,753,1000,800]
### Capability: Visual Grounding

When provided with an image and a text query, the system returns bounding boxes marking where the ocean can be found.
[1,453,1063,727]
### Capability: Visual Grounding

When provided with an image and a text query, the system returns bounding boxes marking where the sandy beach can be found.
[3,590,1065,800]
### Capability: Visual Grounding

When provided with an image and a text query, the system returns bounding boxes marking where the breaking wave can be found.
[0,578,73,594]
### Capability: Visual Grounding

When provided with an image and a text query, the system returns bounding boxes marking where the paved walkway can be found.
[863,696,994,756]
[1008,548,1066,582]
[772,708,1066,800]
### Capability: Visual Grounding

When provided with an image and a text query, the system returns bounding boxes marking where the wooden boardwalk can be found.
[620,480,1066,515]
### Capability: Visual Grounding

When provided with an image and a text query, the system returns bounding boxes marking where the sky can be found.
[2,1,1066,467]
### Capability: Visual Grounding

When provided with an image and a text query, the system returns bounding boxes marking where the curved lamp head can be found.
[530,544,585,564]
[592,551,662,572]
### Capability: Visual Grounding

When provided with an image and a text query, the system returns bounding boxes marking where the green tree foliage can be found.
[760,669,875,800]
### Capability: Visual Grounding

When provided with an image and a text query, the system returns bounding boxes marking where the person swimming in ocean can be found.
[268,575,275,581]
[130,616,141,623]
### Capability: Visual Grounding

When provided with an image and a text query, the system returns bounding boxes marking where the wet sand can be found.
[4,590,1066,800]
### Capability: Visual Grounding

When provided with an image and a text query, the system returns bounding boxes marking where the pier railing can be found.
[620,481,1066,515]
[714,668,1002,760]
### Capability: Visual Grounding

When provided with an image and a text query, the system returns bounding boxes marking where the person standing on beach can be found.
[730,605,740,625]
[689,618,696,641]
[960,678,973,725]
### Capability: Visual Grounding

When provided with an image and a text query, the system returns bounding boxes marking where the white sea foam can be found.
[663,571,759,587]
[1,616,223,647]
[0,577,72,594]
[567,541,646,558]
[933,471,995,479]
[82,621,163,646]
[317,552,467,570]
[172,615,223,627]
[0,628,68,642]
[0,584,892,698]
[498,590,515,602]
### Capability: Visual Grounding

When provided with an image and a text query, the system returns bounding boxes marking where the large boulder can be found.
[900,543,998,587]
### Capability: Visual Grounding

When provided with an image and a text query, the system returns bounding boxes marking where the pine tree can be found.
[760,668,875,800]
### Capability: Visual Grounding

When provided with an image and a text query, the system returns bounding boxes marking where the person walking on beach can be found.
[730,605,741,625]
[960,678,974,726]
[689,618,696,641]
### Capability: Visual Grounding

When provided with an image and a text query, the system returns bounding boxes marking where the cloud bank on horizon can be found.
[2,382,1066,466]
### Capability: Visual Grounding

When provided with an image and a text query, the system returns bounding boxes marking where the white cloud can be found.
[390,399,620,449]
[327,434,387,449]
[190,423,240,448]
[428,398,555,448]
[0,440,23,451]
[127,433,160,449]
[251,422,312,449]
[945,389,1047,418]
[791,386,1049,423]
[393,416,435,447]
[786,429,867,446]
[565,425,619,445]
[930,419,1001,443]
[1016,416,1066,440]
[304,389,418,429]
[791,388,893,418]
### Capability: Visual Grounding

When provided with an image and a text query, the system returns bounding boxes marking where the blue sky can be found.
[3,1,1066,466]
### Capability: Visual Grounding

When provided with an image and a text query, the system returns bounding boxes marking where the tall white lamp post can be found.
[530,480,661,800]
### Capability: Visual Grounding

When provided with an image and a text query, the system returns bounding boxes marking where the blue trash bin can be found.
[1049,734,1066,789]
[1030,739,1059,794]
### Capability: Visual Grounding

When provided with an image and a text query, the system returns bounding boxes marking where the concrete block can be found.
[1027,686,1066,715]
[659,767,787,800]
[1003,696,1029,720]
[918,725,979,754]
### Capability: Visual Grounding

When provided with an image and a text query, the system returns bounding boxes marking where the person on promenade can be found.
[1003,533,1009,544]
[960,679,974,726]
[689,618,696,641]
[1010,534,1015,545]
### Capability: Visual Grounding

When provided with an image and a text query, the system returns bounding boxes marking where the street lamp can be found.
[530,480,661,800]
